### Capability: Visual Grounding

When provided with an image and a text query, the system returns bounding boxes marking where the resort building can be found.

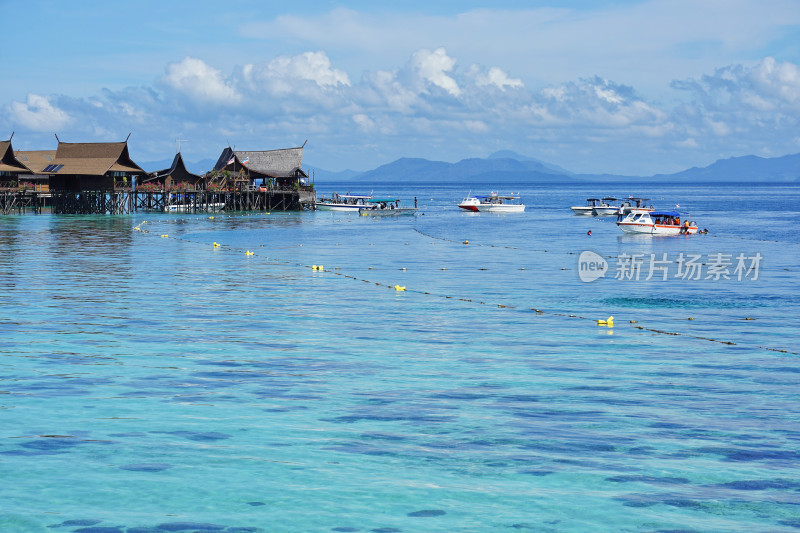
[212,143,311,191]
[1,139,34,184]
[45,139,146,192]
[140,152,204,190]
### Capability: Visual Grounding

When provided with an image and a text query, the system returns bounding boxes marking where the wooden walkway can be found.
[0,187,315,215]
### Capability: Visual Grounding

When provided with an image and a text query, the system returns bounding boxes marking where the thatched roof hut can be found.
[46,140,145,191]
[213,144,309,189]
[141,153,203,190]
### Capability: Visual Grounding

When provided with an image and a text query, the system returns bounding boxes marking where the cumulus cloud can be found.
[475,67,524,90]
[534,77,667,128]
[9,94,71,131]
[674,57,800,111]
[408,48,461,96]
[8,47,800,176]
[241,51,350,96]
[162,57,241,104]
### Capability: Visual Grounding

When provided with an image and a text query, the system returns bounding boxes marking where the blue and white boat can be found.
[316,194,373,211]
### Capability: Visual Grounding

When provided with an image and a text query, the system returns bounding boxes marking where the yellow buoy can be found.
[597,316,614,327]
[161,234,168,238]
[394,285,406,291]
[245,251,254,256]
[213,242,221,247]
[463,240,469,245]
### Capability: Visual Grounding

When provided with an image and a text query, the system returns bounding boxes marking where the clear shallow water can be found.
[0,182,799,533]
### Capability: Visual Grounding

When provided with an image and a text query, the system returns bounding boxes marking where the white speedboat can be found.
[592,197,620,216]
[619,197,653,214]
[316,194,372,211]
[164,203,225,213]
[570,198,602,215]
[359,198,418,216]
[617,210,698,235]
[457,193,525,213]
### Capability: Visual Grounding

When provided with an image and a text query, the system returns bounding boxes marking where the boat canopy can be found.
[602,197,618,201]
[368,198,399,203]
[649,211,682,217]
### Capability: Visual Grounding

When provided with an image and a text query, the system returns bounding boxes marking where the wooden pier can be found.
[0,185,315,215]
[0,190,43,215]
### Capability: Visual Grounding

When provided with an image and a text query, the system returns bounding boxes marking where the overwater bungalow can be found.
[1,138,42,190]
[212,143,311,192]
[45,139,146,192]
[140,152,204,190]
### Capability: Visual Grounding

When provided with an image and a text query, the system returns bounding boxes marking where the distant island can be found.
[142,150,800,184]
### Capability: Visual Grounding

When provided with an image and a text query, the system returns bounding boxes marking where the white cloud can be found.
[242,51,350,93]
[475,66,524,90]
[408,48,461,97]
[352,113,375,132]
[362,69,420,113]
[9,94,71,131]
[9,46,800,176]
[162,57,240,104]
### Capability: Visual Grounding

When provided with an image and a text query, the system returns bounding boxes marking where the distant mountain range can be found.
[140,150,800,184]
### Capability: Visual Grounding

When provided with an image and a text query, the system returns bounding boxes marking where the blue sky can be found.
[2,0,800,175]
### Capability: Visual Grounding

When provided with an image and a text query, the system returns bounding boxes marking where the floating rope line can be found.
[134,219,799,356]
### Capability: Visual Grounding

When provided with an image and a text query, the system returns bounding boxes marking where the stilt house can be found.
[140,152,204,190]
[0,139,34,185]
[213,144,310,190]
[45,140,145,191]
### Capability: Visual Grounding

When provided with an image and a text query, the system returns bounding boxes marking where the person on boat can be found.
[681,220,690,234]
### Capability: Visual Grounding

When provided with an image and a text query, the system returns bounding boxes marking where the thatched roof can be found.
[0,140,33,173]
[48,141,144,176]
[213,145,307,178]
[143,152,202,183]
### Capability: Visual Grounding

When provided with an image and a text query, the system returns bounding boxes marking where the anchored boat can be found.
[316,194,373,211]
[570,198,603,215]
[457,193,525,213]
[592,197,621,216]
[617,210,698,235]
[619,197,654,214]
[359,198,418,216]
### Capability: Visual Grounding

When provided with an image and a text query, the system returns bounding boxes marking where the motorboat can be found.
[617,210,698,235]
[316,194,373,211]
[619,197,654,214]
[359,198,418,216]
[570,198,602,215]
[592,197,620,216]
[457,193,525,213]
[164,203,225,213]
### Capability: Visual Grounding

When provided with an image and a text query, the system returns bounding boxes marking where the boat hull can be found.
[476,204,525,213]
[164,203,225,213]
[592,207,619,216]
[360,207,418,216]
[570,206,594,215]
[316,203,366,211]
[458,197,525,212]
[617,222,698,235]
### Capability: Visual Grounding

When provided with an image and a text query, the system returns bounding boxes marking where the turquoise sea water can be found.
[1,182,799,533]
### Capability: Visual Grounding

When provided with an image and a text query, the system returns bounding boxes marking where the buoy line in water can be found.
[133,219,799,357]
[414,228,791,274]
